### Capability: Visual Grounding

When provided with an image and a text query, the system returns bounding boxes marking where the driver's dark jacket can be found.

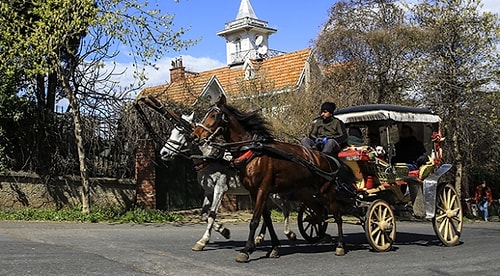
[309,117,347,144]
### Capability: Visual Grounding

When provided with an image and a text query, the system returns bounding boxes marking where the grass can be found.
[0,206,294,224]
[1,206,483,224]
[0,205,185,223]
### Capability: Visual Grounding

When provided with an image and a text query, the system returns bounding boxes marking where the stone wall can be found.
[0,172,136,210]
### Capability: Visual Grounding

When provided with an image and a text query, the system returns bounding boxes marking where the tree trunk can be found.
[46,71,57,111]
[55,65,91,214]
[452,124,463,197]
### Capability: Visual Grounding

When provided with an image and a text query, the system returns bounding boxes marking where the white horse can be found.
[160,113,296,251]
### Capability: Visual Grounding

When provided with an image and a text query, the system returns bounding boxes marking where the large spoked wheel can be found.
[365,199,396,252]
[297,203,328,243]
[433,183,463,246]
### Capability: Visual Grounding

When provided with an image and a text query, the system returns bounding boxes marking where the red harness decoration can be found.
[232,150,255,167]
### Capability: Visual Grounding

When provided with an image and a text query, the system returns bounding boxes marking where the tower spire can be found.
[236,0,257,19]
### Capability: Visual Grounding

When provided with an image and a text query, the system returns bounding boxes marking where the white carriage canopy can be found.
[334,104,441,125]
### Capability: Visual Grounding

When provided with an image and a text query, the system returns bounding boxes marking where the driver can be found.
[301,102,347,155]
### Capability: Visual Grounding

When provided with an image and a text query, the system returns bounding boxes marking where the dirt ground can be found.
[172,208,363,224]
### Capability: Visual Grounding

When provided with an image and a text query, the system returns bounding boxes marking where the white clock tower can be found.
[217,0,277,65]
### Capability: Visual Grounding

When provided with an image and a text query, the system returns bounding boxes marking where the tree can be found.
[411,0,500,196]
[0,0,195,213]
[314,0,425,105]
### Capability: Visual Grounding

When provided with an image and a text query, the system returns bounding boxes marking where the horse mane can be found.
[223,105,275,141]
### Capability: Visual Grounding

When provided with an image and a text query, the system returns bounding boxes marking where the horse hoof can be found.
[335,247,345,256]
[266,248,280,258]
[235,252,250,263]
[286,231,297,241]
[221,228,230,239]
[191,242,205,251]
[254,235,264,246]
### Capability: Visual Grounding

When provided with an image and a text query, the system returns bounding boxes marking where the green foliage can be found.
[0,0,196,178]
[0,0,98,77]
[315,0,425,104]
[0,206,185,223]
[410,0,500,195]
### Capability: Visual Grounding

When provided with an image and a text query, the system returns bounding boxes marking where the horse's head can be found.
[191,105,228,143]
[192,97,274,146]
[160,113,194,161]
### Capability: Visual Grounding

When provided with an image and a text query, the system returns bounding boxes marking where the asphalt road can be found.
[0,219,498,276]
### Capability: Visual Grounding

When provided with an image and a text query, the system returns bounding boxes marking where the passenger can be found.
[392,125,426,167]
[346,126,365,147]
[474,180,493,222]
[367,126,381,148]
[301,102,347,155]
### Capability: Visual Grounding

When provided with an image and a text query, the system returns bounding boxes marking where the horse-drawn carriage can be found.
[297,104,463,252]
[136,95,462,262]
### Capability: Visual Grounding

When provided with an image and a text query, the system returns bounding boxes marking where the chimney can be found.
[169,57,185,82]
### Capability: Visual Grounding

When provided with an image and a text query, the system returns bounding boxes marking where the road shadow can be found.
[205,228,461,259]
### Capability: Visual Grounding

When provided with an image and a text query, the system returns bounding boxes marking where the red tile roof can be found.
[138,48,312,105]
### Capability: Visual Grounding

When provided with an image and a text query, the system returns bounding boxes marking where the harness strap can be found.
[208,138,339,181]
[231,150,255,167]
[260,144,338,181]
[195,123,215,134]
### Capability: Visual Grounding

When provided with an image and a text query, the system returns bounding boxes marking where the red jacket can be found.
[474,185,493,205]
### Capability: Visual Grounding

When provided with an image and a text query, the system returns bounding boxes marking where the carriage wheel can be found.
[432,183,463,246]
[365,199,396,252]
[297,203,328,243]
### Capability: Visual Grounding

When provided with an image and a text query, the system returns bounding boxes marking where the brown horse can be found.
[191,97,356,263]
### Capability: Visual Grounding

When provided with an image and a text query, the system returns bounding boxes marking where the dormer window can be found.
[244,62,255,80]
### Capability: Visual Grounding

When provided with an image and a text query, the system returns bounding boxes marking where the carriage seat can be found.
[338,146,378,161]
[404,156,435,180]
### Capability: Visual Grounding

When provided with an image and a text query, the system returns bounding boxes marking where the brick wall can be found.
[135,139,157,209]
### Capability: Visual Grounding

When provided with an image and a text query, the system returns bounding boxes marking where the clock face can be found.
[255,35,263,46]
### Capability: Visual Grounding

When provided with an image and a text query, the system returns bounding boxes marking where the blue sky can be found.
[112,0,500,89]
[162,0,334,63]
[114,0,334,88]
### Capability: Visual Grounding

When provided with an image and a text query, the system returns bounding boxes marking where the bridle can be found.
[195,106,227,144]
[161,125,193,160]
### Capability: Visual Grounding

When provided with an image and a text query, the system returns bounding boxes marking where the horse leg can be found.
[262,207,281,258]
[192,195,213,251]
[333,211,345,256]
[212,173,230,239]
[255,218,267,246]
[235,190,271,263]
[320,181,346,256]
[213,221,230,239]
[276,194,297,241]
[192,174,230,251]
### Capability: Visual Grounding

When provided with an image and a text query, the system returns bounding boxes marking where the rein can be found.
[261,144,339,181]
[163,137,192,159]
